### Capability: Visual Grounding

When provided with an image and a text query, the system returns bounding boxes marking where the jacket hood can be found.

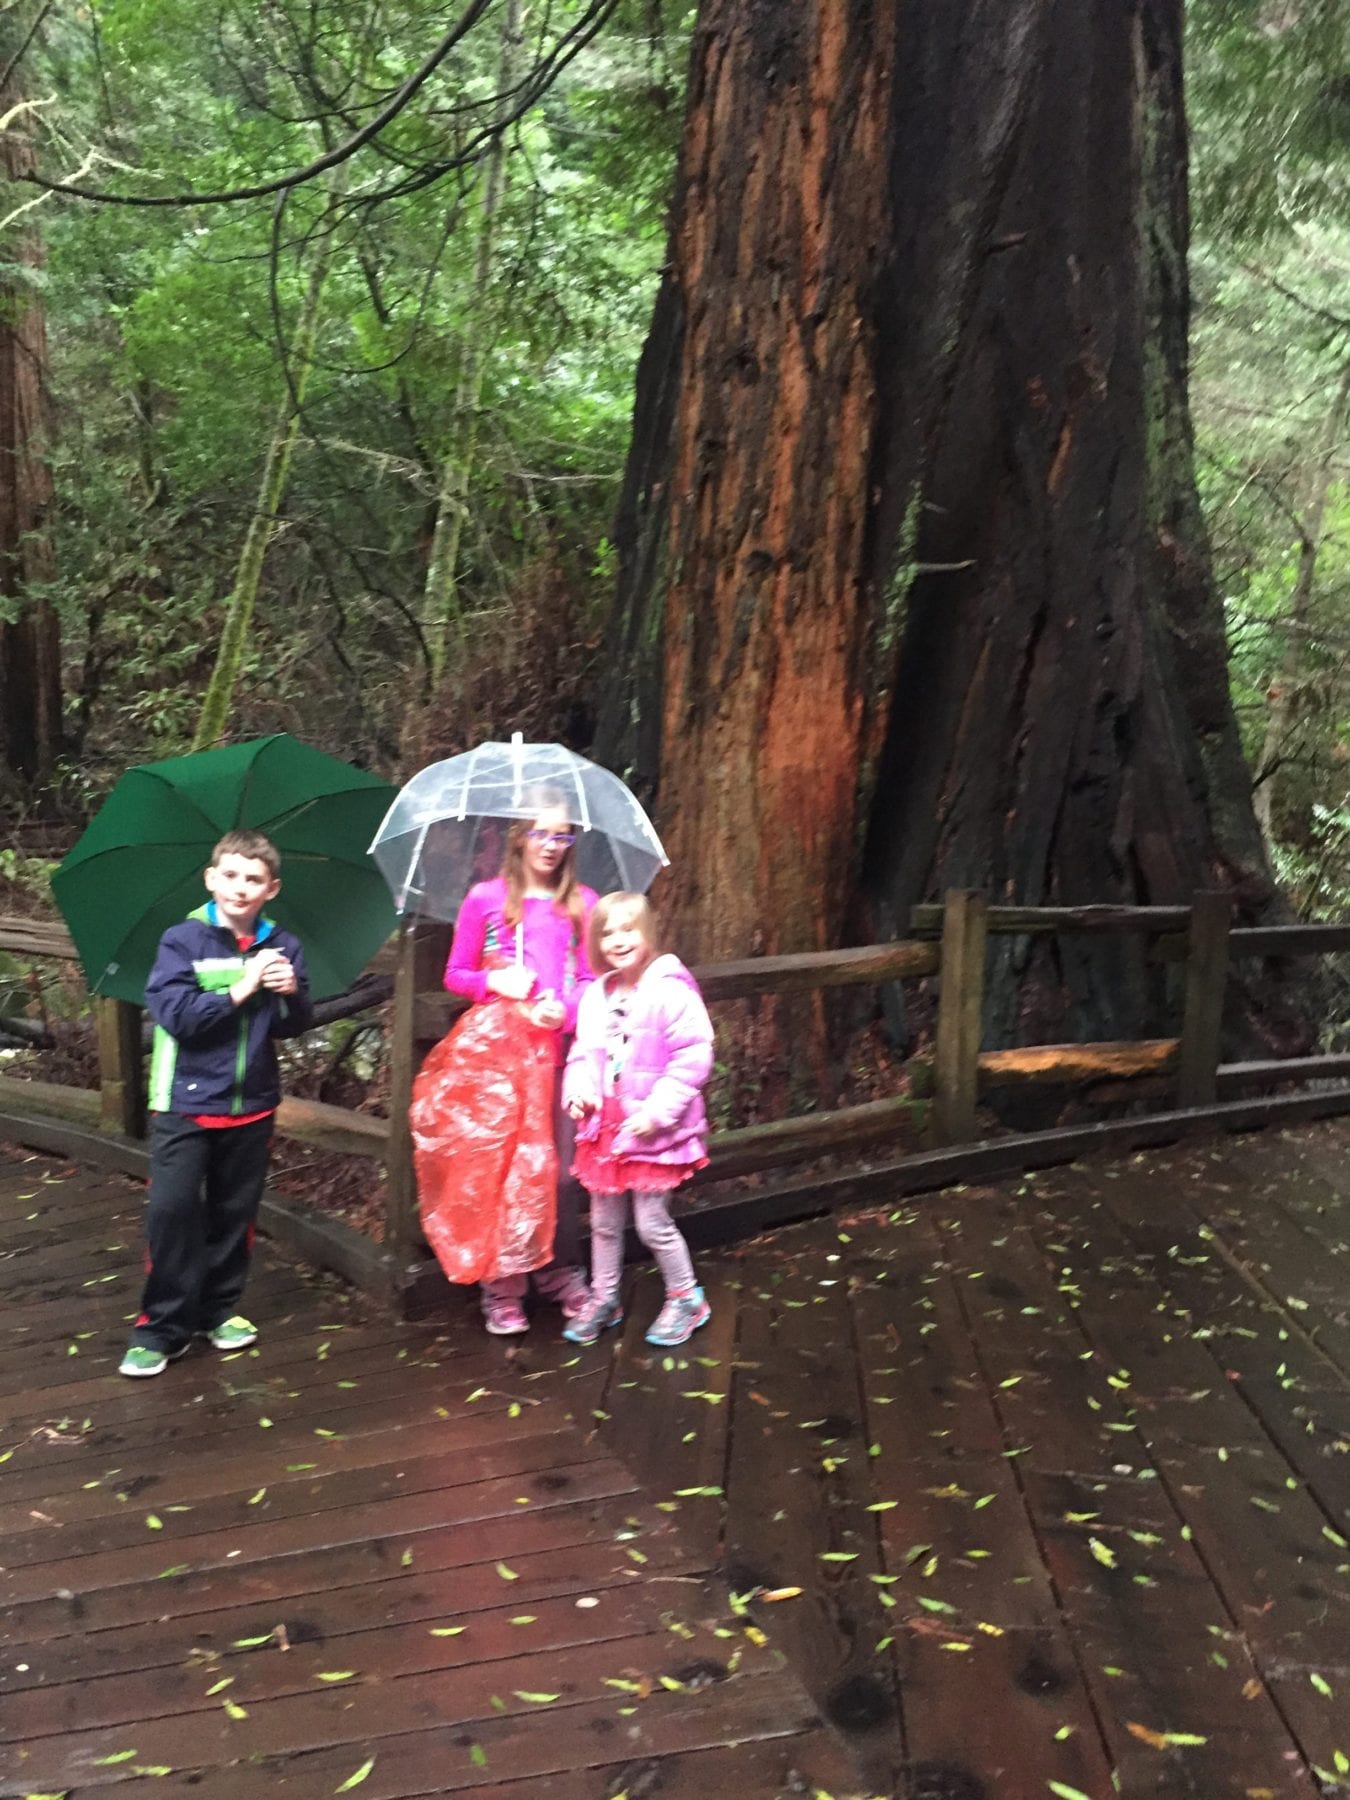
[598,952,695,998]
[191,901,277,943]
[640,952,697,992]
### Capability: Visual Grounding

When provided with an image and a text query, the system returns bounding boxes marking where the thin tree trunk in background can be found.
[1252,357,1350,847]
[1138,2,1280,903]
[592,266,682,797]
[422,0,522,693]
[602,0,1296,1054]
[0,5,62,792]
[191,215,337,752]
[1136,2,1315,1052]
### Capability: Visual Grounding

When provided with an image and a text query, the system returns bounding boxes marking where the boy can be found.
[119,831,312,1377]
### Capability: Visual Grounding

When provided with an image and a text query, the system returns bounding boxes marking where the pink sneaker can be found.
[535,1269,591,1320]
[483,1299,529,1336]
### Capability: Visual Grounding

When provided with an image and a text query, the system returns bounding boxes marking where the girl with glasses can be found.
[415,792,597,1335]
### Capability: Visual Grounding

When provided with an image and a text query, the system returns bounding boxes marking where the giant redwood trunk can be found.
[600,0,1293,1049]
[0,8,62,793]
[649,8,894,961]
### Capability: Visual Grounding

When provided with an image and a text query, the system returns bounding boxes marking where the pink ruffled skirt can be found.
[571,1096,707,1197]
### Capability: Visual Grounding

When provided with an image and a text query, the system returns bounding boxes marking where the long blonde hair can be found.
[500,788,585,933]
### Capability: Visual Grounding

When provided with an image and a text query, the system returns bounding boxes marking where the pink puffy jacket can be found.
[563,954,714,1164]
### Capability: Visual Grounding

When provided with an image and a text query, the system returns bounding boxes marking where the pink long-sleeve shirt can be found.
[444,877,598,1051]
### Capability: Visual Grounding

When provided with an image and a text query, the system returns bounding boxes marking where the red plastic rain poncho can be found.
[410,1001,558,1284]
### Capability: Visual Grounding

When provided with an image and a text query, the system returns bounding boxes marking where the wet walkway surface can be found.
[3,1120,1349,1798]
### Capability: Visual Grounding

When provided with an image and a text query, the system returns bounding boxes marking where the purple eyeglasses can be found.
[526,829,577,847]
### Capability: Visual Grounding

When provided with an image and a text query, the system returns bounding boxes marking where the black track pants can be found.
[132,1112,274,1352]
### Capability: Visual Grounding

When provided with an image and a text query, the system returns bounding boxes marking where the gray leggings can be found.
[588,1191,696,1302]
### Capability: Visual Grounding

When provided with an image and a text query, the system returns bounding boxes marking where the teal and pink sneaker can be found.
[562,1294,624,1347]
[645,1287,711,1348]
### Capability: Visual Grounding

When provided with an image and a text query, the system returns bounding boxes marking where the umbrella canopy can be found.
[53,735,398,1003]
[370,735,667,920]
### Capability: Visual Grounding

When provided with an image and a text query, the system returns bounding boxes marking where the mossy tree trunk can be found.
[191,218,337,752]
[0,5,62,793]
[600,0,1296,1052]
[1252,358,1350,850]
[421,0,522,694]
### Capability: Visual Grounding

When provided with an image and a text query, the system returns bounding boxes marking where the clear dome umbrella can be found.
[369,734,668,921]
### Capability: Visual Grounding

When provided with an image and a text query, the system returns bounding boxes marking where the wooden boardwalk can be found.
[0,1147,856,1799]
[3,1121,1350,1798]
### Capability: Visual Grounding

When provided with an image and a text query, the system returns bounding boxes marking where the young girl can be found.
[432,794,597,1334]
[562,892,713,1348]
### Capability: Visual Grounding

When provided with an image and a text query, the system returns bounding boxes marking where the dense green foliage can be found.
[31,0,686,782]
[1189,0,1350,919]
[5,0,1348,928]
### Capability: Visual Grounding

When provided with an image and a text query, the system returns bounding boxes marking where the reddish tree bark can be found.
[599,0,1295,1050]
[644,1,896,962]
[0,10,62,793]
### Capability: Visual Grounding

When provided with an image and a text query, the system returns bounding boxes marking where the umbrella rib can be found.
[133,766,231,841]
[54,838,223,877]
[270,848,387,874]
[457,741,481,821]
[573,758,592,833]
[262,796,323,834]
[237,735,279,826]
[369,791,401,853]
[399,821,432,912]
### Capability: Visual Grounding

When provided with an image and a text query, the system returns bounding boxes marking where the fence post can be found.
[932,889,988,1146]
[384,920,421,1266]
[96,998,145,1138]
[1177,889,1232,1108]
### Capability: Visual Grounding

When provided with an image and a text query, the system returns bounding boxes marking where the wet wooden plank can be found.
[5,1570,710,1744]
[598,1270,736,1565]
[720,1236,905,1793]
[4,1490,686,1644]
[848,1213,1006,1460]
[873,1457,1060,1633]
[0,1524,699,1700]
[895,1623,1115,1800]
[455,1731,867,1800]
[96,1666,843,1798]
[0,1425,610,1571]
[0,1623,790,1790]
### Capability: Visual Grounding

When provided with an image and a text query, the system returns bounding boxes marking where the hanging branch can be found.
[21,0,495,205]
[22,0,621,211]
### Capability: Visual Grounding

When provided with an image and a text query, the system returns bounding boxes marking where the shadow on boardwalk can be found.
[3,1121,1350,1798]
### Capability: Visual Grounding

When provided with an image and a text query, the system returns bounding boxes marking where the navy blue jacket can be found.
[145,904,313,1116]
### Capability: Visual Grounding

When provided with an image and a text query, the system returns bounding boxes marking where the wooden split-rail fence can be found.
[3,894,1349,1308]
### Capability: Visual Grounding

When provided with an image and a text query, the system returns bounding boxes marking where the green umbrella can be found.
[52,736,398,1003]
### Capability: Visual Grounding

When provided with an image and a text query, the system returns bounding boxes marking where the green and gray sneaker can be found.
[207,1315,259,1351]
[119,1342,188,1378]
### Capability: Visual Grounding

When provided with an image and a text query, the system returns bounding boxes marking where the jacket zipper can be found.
[232,977,250,1114]
[230,922,269,1113]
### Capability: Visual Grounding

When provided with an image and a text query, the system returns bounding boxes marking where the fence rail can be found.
[3,895,1349,1307]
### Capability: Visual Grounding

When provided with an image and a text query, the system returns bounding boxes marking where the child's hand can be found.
[487,966,536,1002]
[229,953,271,1004]
[626,1114,656,1139]
[529,996,565,1031]
[566,1096,596,1121]
[259,953,297,996]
